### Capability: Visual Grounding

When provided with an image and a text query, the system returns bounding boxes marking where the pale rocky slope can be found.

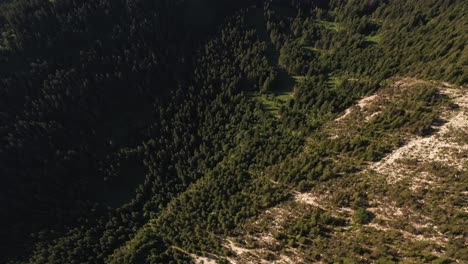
[193,79,467,263]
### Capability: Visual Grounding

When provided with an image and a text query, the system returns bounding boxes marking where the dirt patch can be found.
[193,255,217,264]
[226,239,253,256]
[371,85,467,184]
[368,222,447,246]
[293,191,324,209]
[335,94,379,122]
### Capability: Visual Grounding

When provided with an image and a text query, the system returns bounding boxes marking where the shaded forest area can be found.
[0,0,466,263]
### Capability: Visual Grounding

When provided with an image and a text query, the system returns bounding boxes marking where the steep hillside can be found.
[208,79,467,263]
[0,0,466,263]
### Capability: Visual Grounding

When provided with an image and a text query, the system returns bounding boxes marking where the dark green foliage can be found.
[273,207,345,249]
[0,0,465,263]
[353,208,372,224]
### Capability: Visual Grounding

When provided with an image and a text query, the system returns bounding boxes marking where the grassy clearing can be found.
[292,75,306,83]
[365,34,381,44]
[327,75,342,89]
[249,71,296,116]
[276,91,292,102]
[303,46,323,53]
[317,20,342,32]
[327,73,369,90]
[250,91,293,116]
[255,93,281,114]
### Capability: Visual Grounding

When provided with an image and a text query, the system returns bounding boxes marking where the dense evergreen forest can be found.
[0,0,466,263]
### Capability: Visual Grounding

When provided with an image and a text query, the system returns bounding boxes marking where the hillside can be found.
[0,0,466,263]
[209,79,467,263]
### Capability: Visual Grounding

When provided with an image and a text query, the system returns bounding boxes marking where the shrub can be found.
[353,208,372,224]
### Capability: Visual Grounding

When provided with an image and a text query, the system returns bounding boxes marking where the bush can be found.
[353,208,372,224]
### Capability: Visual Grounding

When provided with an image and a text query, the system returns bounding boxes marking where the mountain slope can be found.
[207,79,467,263]
[1,0,466,263]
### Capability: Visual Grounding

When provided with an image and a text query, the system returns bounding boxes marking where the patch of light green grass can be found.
[249,91,293,116]
[276,91,293,102]
[249,93,279,115]
[365,34,381,44]
[303,46,320,52]
[317,20,342,32]
[327,75,342,89]
[293,76,306,83]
